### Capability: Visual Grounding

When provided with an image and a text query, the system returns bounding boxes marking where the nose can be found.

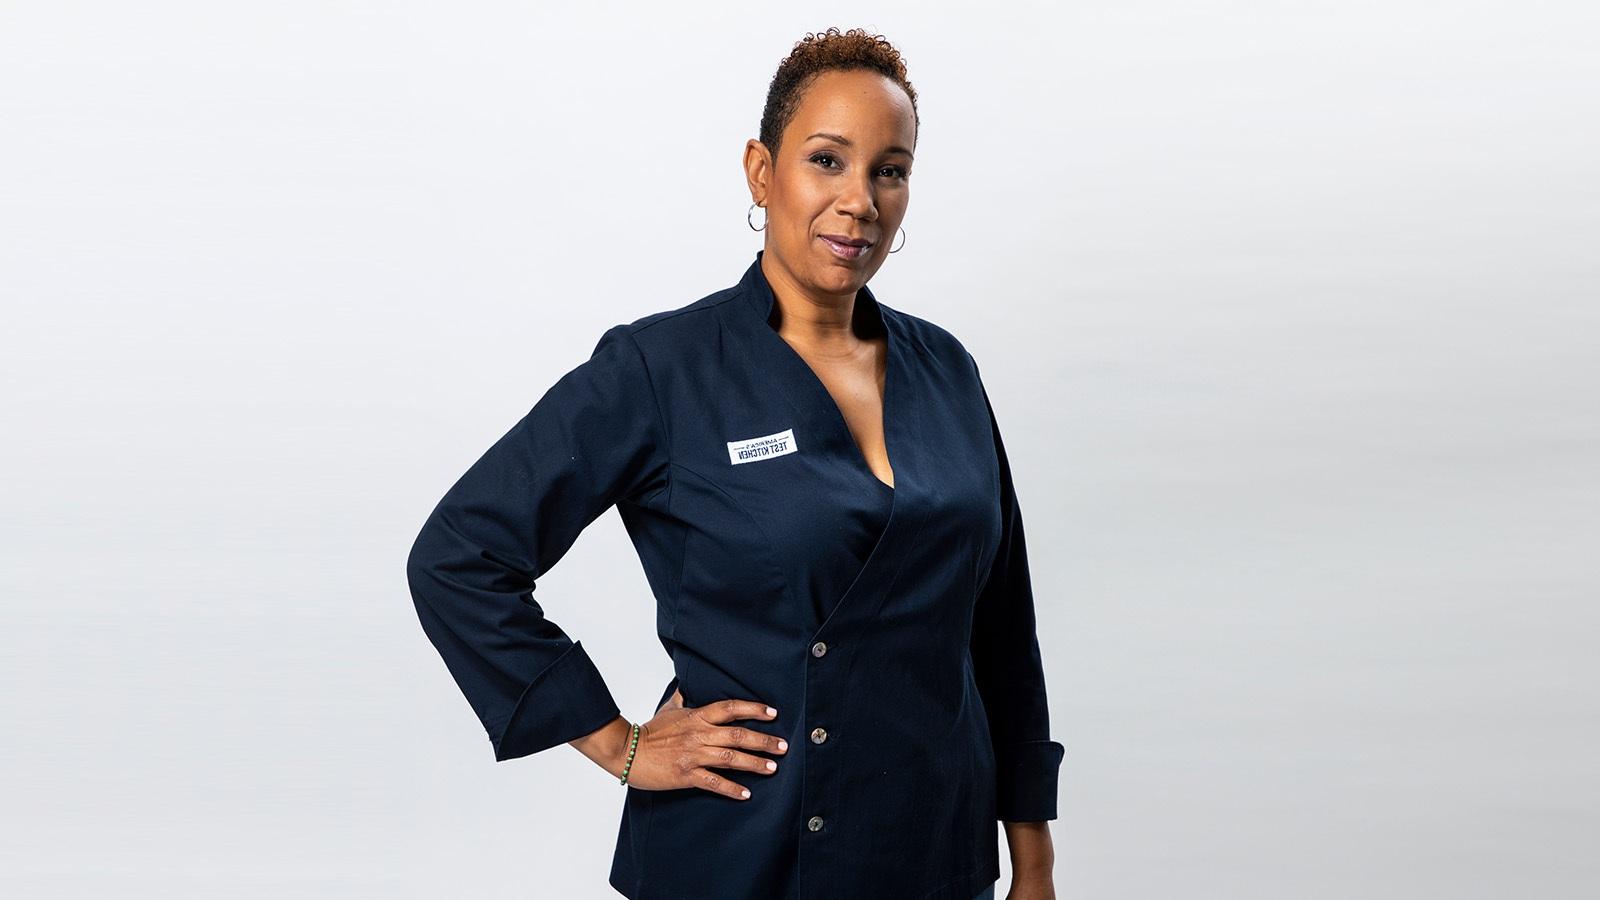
[834,172,878,221]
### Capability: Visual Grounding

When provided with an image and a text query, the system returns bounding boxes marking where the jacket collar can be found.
[735,249,889,340]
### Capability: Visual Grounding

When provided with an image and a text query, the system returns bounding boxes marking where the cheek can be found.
[777,205,825,247]
[880,191,909,221]
[776,183,827,233]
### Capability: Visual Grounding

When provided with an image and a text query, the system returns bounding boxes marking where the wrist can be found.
[1003,820,1055,873]
[569,714,631,778]
[616,720,643,783]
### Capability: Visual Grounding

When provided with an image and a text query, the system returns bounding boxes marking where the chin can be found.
[813,248,870,275]
[810,265,864,296]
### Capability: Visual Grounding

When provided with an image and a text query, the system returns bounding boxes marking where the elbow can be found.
[405,514,441,609]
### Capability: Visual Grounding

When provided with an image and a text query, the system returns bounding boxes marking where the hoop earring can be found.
[888,225,906,253]
[747,202,767,232]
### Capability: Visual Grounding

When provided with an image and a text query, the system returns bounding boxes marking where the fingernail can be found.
[778,740,788,751]
[766,706,777,717]
[766,760,777,770]
[741,788,751,798]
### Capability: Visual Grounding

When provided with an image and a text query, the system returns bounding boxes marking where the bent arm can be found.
[406,324,670,762]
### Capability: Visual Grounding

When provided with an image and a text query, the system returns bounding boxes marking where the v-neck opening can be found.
[740,251,899,496]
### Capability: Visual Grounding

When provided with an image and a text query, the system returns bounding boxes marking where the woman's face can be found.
[746,68,917,301]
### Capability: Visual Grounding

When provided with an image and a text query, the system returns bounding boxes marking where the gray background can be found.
[3,2,1595,898]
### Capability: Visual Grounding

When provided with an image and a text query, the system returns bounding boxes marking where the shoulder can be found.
[879,301,983,381]
[591,283,743,364]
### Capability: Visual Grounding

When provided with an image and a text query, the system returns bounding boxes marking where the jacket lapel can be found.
[727,251,934,643]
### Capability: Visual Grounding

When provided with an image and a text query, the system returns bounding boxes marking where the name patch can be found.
[727,427,799,466]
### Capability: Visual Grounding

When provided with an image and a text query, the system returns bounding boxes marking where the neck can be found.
[760,252,867,351]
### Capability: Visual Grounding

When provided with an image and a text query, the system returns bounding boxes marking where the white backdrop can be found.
[3,2,1596,897]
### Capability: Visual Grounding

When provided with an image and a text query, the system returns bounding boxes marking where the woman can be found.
[407,28,1062,900]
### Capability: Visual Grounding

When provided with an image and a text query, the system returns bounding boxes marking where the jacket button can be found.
[810,727,828,744]
[811,641,828,658]
[807,815,825,831]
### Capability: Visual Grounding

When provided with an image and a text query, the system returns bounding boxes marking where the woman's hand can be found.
[618,690,789,800]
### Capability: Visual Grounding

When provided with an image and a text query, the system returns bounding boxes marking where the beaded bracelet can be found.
[618,721,641,785]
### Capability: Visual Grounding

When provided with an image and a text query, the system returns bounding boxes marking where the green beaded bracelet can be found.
[619,721,641,785]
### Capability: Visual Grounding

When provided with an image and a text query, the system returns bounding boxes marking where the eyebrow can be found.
[805,131,914,159]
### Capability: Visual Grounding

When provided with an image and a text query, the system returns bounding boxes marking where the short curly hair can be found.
[758,27,920,162]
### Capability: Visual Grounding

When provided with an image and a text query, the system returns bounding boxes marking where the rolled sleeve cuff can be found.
[995,738,1066,822]
[492,640,621,762]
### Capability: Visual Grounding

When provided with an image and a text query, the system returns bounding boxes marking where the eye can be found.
[809,153,909,180]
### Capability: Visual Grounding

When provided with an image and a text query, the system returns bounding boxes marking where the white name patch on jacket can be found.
[726,427,798,466]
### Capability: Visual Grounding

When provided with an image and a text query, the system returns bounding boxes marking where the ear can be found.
[743,138,773,206]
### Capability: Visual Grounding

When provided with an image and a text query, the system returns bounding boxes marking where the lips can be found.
[819,234,873,261]
[820,234,872,247]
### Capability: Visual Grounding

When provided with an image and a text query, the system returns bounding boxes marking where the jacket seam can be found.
[624,286,745,338]
[668,511,690,641]
[621,329,674,514]
[621,328,682,640]
[666,460,793,618]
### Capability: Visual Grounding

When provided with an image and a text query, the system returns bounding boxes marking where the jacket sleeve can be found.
[970,363,1067,822]
[406,323,670,763]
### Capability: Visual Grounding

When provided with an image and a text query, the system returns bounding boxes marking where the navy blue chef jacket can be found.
[406,250,1065,900]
